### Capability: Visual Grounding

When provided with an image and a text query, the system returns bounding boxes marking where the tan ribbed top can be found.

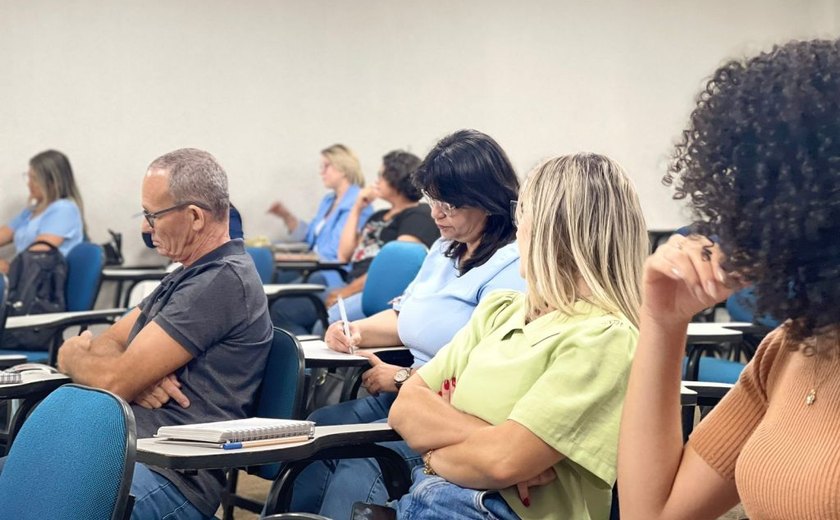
[688,326,840,519]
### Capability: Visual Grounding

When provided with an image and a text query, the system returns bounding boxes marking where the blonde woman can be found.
[385,153,647,519]
[269,143,370,265]
[0,150,86,273]
[269,144,373,333]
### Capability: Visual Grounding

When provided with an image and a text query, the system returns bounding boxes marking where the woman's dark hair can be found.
[381,150,422,201]
[413,129,520,274]
[665,39,840,342]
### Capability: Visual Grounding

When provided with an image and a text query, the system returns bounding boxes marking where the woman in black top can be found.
[326,150,439,319]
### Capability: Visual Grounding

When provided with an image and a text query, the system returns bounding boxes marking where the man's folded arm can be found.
[58,311,193,402]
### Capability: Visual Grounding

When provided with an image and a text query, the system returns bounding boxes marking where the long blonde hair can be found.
[30,150,87,236]
[321,144,365,187]
[518,153,647,326]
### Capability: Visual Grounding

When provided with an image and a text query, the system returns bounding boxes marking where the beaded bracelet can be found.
[423,449,437,476]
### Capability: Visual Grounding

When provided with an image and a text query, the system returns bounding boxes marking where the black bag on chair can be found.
[3,241,68,350]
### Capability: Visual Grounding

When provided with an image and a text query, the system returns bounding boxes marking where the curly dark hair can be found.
[381,150,422,201]
[413,129,519,275]
[665,39,840,341]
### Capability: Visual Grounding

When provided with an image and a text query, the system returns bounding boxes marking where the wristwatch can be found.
[394,368,412,390]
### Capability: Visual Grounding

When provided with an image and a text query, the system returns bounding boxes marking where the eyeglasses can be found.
[422,190,458,217]
[141,201,209,228]
[510,200,519,226]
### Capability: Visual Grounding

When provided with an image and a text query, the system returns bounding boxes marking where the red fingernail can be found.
[438,391,442,396]
[523,497,530,508]
[444,380,450,390]
[452,377,456,387]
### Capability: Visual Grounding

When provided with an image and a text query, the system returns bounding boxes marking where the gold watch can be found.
[394,367,411,390]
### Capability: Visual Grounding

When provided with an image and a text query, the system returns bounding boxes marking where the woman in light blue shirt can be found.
[0,150,85,273]
[268,144,373,270]
[288,129,525,516]
[268,144,373,334]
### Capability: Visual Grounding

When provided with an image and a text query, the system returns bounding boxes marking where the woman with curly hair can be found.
[619,40,840,519]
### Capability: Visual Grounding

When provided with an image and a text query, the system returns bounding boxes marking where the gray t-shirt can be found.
[129,239,273,516]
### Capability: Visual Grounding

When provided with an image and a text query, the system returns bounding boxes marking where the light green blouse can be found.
[417,290,637,520]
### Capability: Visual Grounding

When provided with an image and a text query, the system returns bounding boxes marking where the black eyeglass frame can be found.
[142,201,210,228]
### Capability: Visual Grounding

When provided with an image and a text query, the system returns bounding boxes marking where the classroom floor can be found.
[220,472,747,519]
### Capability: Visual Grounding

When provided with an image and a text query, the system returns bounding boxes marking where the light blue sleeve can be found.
[288,219,310,242]
[38,200,84,256]
[7,208,31,231]
[39,200,83,240]
[476,256,526,301]
[357,205,373,232]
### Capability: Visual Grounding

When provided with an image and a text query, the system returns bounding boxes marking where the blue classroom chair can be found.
[221,327,306,519]
[361,241,428,317]
[0,242,106,364]
[0,384,136,520]
[247,246,275,284]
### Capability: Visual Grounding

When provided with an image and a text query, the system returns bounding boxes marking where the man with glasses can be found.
[56,148,273,520]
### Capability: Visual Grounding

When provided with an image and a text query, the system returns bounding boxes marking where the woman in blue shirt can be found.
[268,144,373,334]
[0,150,86,273]
[288,129,525,516]
[268,143,372,269]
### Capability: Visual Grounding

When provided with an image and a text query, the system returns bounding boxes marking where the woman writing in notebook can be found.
[385,153,647,519]
[618,39,840,519]
[325,149,438,321]
[288,129,525,517]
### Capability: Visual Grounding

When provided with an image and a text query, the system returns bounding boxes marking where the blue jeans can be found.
[287,393,424,518]
[395,466,520,519]
[0,457,208,520]
[270,272,344,335]
[131,464,210,520]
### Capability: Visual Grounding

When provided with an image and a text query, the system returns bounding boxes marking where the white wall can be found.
[0,0,836,264]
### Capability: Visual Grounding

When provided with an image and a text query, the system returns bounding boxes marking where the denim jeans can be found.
[130,464,211,520]
[395,466,521,520]
[270,272,342,335]
[286,393,424,518]
[0,457,208,520]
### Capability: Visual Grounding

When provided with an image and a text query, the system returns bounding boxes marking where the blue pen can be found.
[222,435,312,450]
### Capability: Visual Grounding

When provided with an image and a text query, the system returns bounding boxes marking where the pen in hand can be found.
[337,296,356,354]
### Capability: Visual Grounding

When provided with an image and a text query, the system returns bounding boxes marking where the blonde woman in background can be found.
[269,143,371,266]
[268,144,373,333]
[0,149,86,273]
[384,153,647,520]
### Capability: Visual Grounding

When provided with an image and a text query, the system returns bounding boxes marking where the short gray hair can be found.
[148,148,230,220]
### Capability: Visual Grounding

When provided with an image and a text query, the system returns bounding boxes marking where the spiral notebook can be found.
[155,417,315,449]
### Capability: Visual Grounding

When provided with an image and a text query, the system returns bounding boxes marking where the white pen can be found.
[337,296,356,354]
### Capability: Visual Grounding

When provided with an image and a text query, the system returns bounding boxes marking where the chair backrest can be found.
[361,242,428,317]
[65,242,105,311]
[255,327,306,421]
[0,274,7,345]
[251,327,305,480]
[246,246,275,284]
[725,287,780,328]
[0,384,136,520]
